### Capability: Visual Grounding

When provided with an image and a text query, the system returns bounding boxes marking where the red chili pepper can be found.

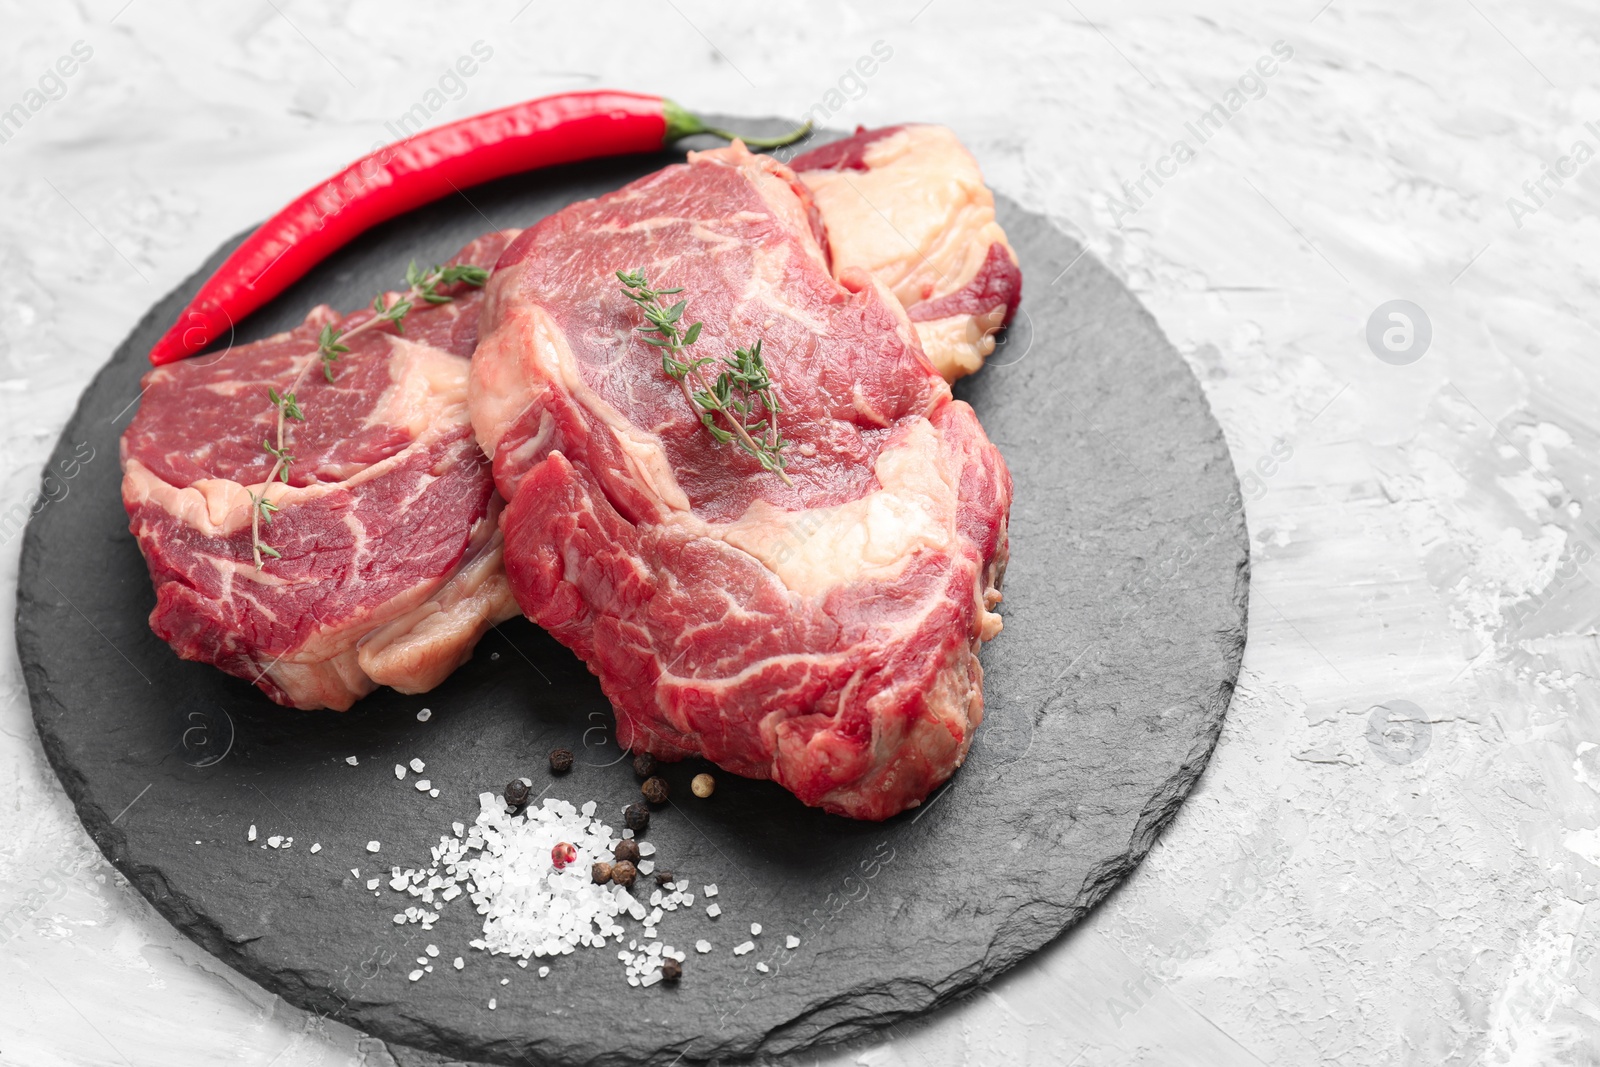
[148,91,809,365]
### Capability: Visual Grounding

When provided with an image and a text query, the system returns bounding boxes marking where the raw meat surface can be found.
[471,144,1012,820]
[121,232,521,710]
[792,124,1022,381]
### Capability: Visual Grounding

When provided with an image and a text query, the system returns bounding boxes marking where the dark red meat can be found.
[471,145,1011,819]
[121,233,520,710]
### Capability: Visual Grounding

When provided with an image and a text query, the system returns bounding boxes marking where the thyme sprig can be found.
[249,260,489,568]
[616,269,790,486]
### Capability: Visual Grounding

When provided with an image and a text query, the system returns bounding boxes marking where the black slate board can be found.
[18,122,1249,1067]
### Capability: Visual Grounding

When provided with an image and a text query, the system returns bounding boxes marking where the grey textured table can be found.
[2,3,1594,1065]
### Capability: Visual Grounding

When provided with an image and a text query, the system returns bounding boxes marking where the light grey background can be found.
[1,2,1595,1065]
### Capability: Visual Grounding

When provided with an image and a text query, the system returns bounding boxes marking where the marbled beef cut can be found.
[470,144,1012,820]
[792,124,1022,382]
[121,233,520,711]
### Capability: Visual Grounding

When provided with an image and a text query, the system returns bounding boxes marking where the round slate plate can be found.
[18,122,1248,1067]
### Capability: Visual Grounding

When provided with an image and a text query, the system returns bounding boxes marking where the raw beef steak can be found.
[792,124,1022,382]
[471,144,1012,820]
[121,232,521,711]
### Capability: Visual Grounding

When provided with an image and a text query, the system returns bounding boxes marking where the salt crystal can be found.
[389,876,408,891]
[704,884,718,897]
[409,969,423,981]
[539,966,550,977]
[430,789,440,798]
[393,915,406,925]
[364,779,687,991]
[417,708,432,722]
[410,758,426,773]
[425,944,439,957]
[621,829,634,839]
[367,878,381,890]
[416,779,432,792]
[637,842,656,857]
[750,922,761,936]
[756,962,769,973]
[786,935,800,949]
[488,998,496,1009]
[310,843,322,854]
[501,978,510,986]
[638,860,655,876]
[367,841,381,853]
[346,756,359,766]
[707,903,721,918]
[733,940,754,955]
[350,868,361,878]
[268,836,283,849]
[696,940,712,954]
[641,971,662,987]
[395,765,407,780]
[454,957,464,970]
[247,825,257,842]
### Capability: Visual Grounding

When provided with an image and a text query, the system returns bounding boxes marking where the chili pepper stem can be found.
[661,99,813,150]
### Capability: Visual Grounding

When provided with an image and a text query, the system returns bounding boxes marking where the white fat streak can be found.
[800,125,1006,305]
[718,419,956,598]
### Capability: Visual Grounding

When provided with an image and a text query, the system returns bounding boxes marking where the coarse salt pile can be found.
[466,792,626,958]
[386,790,696,987]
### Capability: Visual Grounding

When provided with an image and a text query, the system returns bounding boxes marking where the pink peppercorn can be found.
[551,841,577,869]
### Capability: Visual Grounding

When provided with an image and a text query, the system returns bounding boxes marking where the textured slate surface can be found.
[16,127,1248,1067]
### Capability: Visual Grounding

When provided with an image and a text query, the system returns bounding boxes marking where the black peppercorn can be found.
[641,776,669,805]
[632,751,658,778]
[549,747,574,774]
[661,958,682,981]
[591,861,613,884]
[654,869,674,886]
[504,778,530,808]
[613,839,640,864]
[610,859,637,887]
[623,803,650,832]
